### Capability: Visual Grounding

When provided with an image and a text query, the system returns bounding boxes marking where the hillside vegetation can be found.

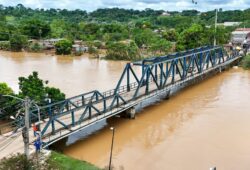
[0,5,247,58]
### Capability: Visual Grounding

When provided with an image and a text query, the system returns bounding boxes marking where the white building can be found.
[231,28,250,44]
[223,22,241,27]
[161,12,170,16]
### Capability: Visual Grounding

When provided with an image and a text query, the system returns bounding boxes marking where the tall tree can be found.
[9,34,28,51]
[176,24,211,51]
[55,39,72,55]
[18,72,65,105]
[21,18,50,39]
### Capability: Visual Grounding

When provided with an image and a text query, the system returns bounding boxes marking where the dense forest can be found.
[0,4,249,59]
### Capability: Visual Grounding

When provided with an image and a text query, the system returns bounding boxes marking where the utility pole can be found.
[214,9,218,46]
[0,95,34,159]
[23,97,30,159]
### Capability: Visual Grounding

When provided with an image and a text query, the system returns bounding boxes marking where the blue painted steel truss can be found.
[27,45,238,141]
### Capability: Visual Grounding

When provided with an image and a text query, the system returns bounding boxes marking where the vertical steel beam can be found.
[171,60,175,83]
[48,106,55,135]
[88,106,91,119]
[114,64,129,94]
[71,111,75,126]
[82,95,85,106]
[160,63,163,88]
[145,67,150,95]
[183,57,186,80]
[155,64,158,82]
[127,65,130,92]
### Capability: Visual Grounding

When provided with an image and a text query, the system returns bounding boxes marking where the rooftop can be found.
[235,28,250,31]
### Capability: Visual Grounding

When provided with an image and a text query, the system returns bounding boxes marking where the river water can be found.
[1,51,250,170]
[0,51,128,96]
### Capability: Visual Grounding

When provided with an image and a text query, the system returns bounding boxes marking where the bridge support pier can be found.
[164,90,171,100]
[126,106,136,119]
[120,106,136,119]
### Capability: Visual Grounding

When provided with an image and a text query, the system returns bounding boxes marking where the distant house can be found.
[74,40,83,45]
[231,28,250,45]
[217,22,241,27]
[223,22,241,27]
[161,12,170,16]
[43,38,64,49]
[72,44,88,53]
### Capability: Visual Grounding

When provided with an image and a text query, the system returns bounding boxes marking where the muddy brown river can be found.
[1,51,250,170]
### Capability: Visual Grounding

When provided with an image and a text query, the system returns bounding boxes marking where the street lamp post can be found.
[109,127,115,170]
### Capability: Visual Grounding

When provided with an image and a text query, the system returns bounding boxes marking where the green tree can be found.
[149,38,171,56]
[0,83,13,95]
[0,41,10,50]
[133,28,155,48]
[29,42,42,52]
[242,55,250,70]
[0,24,9,41]
[214,26,231,45]
[21,18,50,39]
[55,39,72,55]
[9,34,28,52]
[106,41,140,60]
[45,87,65,103]
[162,29,178,42]
[18,71,65,105]
[50,19,67,38]
[0,83,16,120]
[176,24,211,51]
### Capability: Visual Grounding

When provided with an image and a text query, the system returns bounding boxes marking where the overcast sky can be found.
[0,0,249,12]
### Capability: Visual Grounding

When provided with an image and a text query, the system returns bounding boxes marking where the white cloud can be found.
[0,0,248,11]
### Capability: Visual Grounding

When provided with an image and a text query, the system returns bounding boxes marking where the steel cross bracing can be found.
[24,45,240,147]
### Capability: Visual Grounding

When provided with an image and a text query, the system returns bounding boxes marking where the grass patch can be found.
[47,151,101,170]
[0,152,101,170]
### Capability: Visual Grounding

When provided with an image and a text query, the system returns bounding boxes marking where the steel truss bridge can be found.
[26,46,241,148]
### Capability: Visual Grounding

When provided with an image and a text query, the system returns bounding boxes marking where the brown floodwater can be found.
[1,51,250,170]
[0,51,129,96]
[63,68,250,170]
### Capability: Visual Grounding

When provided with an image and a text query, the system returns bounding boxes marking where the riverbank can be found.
[0,151,100,170]
[48,151,100,170]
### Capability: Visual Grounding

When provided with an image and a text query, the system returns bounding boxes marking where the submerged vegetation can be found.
[242,55,250,69]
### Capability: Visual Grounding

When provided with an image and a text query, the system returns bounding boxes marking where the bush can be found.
[0,153,34,170]
[242,55,250,69]
[74,51,83,56]
[55,39,72,55]
[93,41,102,49]
[88,45,97,54]
[29,42,43,52]
[0,41,10,50]
[9,35,28,52]
[106,41,141,61]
